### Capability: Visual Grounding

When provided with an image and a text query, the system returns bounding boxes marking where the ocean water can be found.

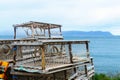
[0,35,13,39]
[0,35,120,74]
[64,36,120,74]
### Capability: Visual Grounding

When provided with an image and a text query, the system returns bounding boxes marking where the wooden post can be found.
[53,73,55,80]
[60,44,63,54]
[86,42,90,58]
[64,70,67,80]
[14,27,16,39]
[68,43,73,63]
[91,58,95,80]
[74,68,77,73]
[44,28,45,36]
[31,25,34,38]
[91,58,94,65]
[13,46,17,65]
[19,46,23,58]
[59,26,62,36]
[41,46,46,70]
[48,24,51,38]
[84,65,88,77]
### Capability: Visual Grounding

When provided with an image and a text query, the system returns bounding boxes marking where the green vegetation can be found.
[94,73,120,80]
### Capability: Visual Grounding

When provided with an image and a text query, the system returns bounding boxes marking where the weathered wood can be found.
[44,28,45,36]
[86,41,90,58]
[84,65,88,77]
[41,46,46,70]
[48,24,51,38]
[13,46,17,65]
[64,70,67,80]
[13,21,62,29]
[19,46,23,58]
[59,26,62,36]
[91,58,94,65]
[14,27,16,39]
[42,40,90,45]
[11,71,49,77]
[53,73,55,80]
[68,43,73,63]
[13,21,63,39]
[31,25,34,37]
[0,21,95,80]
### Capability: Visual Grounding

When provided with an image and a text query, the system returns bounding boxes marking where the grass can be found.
[94,73,120,80]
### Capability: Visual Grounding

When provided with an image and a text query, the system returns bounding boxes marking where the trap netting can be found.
[14,40,90,71]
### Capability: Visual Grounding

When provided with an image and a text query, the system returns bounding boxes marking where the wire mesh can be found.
[50,28,62,38]
[45,44,70,69]
[14,41,91,71]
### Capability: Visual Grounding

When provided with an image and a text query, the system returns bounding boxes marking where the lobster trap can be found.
[0,21,95,80]
[11,40,91,74]
[13,21,63,39]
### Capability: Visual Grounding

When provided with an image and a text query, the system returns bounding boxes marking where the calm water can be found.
[0,35,120,74]
[64,36,120,74]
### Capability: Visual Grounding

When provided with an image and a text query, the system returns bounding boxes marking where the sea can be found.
[0,35,120,74]
[64,36,120,75]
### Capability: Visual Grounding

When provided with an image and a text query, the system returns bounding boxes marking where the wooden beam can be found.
[19,46,23,58]
[41,46,46,70]
[31,25,34,37]
[14,27,16,39]
[53,73,55,80]
[91,58,94,65]
[74,68,77,73]
[13,45,17,65]
[48,24,51,38]
[64,70,67,80]
[44,28,45,36]
[59,26,62,36]
[86,42,90,58]
[68,43,73,63]
[84,65,88,77]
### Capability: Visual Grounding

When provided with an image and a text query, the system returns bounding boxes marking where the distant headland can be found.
[62,31,113,37]
[0,31,114,37]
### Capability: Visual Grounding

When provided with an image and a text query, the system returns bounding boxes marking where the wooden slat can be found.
[13,21,61,29]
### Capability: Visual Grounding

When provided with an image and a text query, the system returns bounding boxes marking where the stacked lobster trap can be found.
[0,21,63,62]
[0,21,95,80]
[13,21,63,39]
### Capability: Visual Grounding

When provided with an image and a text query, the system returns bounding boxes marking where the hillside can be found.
[62,31,113,37]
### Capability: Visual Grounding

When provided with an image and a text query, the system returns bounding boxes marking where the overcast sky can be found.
[0,0,120,35]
